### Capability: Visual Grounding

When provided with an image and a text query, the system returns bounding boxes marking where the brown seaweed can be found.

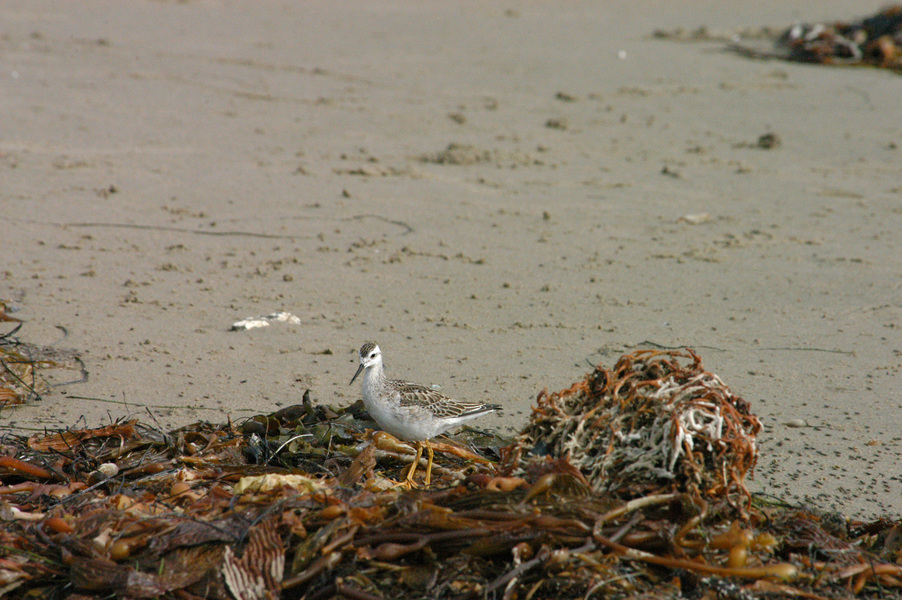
[0,349,900,599]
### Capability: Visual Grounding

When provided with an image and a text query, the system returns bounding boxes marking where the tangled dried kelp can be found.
[0,350,901,599]
[655,5,902,73]
[776,5,902,71]
[0,307,86,407]
[506,349,761,506]
[0,305,40,407]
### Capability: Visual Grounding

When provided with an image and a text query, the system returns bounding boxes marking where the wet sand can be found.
[2,0,900,519]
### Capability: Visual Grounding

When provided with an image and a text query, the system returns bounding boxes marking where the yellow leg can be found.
[423,441,434,486]
[404,442,425,487]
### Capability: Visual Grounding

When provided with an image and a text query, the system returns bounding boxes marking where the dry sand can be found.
[2,1,900,519]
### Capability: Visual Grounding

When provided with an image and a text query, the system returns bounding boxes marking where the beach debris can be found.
[756,133,781,149]
[505,349,761,507]
[0,301,22,324]
[230,311,301,331]
[419,143,540,168]
[679,212,714,225]
[0,316,86,407]
[652,25,775,43]
[655,6,902,73]
[0,328,46,407]
[0,350,900,598]
[777,6,902,70]
[731,132,782,150]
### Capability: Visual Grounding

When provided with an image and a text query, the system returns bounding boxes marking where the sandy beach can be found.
[2,0,900,520]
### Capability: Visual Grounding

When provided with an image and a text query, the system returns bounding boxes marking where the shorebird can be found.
[349,342,501,486]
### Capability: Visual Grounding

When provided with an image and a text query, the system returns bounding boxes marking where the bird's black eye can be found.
[369,352,377,358]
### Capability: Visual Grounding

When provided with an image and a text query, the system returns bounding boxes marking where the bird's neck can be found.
[364,363,386,387]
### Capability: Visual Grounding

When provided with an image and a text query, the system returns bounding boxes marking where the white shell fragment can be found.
[230,311,301,331]
[97,463,119,478]
[679,212,713,225]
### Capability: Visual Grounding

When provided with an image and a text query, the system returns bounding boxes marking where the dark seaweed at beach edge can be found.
[1,345,900,599]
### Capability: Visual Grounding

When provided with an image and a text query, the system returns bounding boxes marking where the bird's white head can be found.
[349,342,382,385]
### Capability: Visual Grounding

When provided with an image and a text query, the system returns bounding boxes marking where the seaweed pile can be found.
[777,5,902,71]
[0,306,43,407]
[654,5,902,73]
[506,349,761,505]
[1,350,901,599]
[0,303,87,407]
